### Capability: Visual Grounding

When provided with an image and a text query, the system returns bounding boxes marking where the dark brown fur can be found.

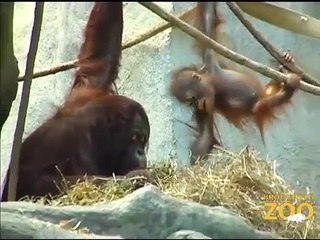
[2,2,150,201]
[189,108,220,165]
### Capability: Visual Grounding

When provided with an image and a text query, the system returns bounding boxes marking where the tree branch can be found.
[17,59,77,82]
[7,2,45,201]
[138,2,320,96]
[226,2,320,87]
[17,7,196,82]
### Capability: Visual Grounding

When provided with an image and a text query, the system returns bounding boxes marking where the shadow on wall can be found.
[170,2,320,204]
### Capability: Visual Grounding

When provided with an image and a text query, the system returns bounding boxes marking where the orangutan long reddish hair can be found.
[2,2,150,201]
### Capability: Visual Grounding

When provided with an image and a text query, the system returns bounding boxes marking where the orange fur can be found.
[170,65,300,144]
[170,2,300,144]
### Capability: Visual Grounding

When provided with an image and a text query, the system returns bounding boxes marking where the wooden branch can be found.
[226,2,320,87]
[17,59,77,82]
[7,2,45,201]
[138,2,320,96]
[122,18,172,50]
[17,7,196,82]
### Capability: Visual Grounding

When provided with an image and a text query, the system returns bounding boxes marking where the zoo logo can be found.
[263,202,314,221]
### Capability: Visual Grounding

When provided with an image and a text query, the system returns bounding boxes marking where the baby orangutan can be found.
[170,2,301,149]
[170,52,301,144]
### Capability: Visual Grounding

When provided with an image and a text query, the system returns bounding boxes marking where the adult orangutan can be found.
[2,2,151,201]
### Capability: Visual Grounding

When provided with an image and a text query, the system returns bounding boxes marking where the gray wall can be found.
[172,2,320,203]
[1,2,319,203]
[218,2,320,202]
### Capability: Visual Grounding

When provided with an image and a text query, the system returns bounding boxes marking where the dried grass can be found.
[22,146,319,239]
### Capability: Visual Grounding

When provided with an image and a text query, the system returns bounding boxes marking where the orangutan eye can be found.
[192,96,198,104]
[132,134,137,141]
[132,133,146,145]
[192,73,201,81]
[140,135,146,145]
[187,96,198,107]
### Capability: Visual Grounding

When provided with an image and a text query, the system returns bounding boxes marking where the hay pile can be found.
[28,147,319,239]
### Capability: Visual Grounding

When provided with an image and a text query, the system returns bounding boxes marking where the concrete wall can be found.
[172,2,320,204]
[211,2,320,202]
[1,2,319,202]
